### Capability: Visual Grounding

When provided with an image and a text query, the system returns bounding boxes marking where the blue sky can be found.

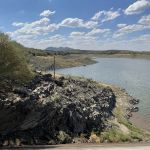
[0,0,150,50]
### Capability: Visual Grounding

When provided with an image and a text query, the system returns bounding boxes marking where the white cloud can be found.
[124,0,150,15]
[114,15,150,38]
[132,34,150,42]
[68,34,150,51]
[60,18,84,27]
[92,11,103,21]
[102,10,120,22]
[14,31,150,51]
[69,33,98,50]
[98,38,150,51]
[68,28,111,50]
[14,34,37,43]
[70,32,85,37]
[10,16,97,41]
[8,8,150,51]
[84,21,98,29]
[59,18,98,29]
[39,35,66,46]
[117,24,127,28]
[12,22,26,27]
[138,14,150,25]
[92,9,120,22]
[114,24,144,37]
[87,28,110,36]
[70,28,110,38]
[9,17,59,40]
[40,10,55,17]
[28,17,50,27]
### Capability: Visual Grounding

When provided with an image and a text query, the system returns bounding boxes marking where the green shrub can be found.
[101,128,130,142]
[0,32,34,88]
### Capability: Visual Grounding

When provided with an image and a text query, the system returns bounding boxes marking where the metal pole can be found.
[54,54,56,79]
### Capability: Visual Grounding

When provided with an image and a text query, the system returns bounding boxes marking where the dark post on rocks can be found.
[53,54,56,79]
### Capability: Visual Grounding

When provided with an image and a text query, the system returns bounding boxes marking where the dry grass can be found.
[32,54,96,71]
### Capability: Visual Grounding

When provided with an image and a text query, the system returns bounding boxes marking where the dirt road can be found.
[3,143,150,150]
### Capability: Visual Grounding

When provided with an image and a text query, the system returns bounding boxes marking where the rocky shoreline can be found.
[0,73,149,147]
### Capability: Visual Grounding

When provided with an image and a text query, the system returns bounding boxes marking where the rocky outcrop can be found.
[125,98,140,119]
[0,74,116,146]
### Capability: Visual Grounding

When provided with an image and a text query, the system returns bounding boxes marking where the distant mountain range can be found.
[45,47,76,52]
[45,47,150,55]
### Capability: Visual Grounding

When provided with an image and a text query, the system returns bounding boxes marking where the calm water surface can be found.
[57,58,150,120]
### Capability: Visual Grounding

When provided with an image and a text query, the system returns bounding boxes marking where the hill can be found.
[45,46,150,55]
[0,33,34,92]
[46,46,77,52]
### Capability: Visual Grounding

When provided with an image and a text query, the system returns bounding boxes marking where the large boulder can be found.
[0,74,116,146]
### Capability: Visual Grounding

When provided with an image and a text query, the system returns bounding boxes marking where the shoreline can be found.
[33,54,150,72]
[98,82,150,136]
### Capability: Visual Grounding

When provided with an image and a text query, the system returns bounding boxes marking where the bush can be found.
[0,32,34,89]
[101,128,130,142]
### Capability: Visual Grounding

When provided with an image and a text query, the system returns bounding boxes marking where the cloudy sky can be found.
[0,0,150,51]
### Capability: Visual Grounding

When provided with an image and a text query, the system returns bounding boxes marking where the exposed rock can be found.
[13,87,30,98]
[129,99,140,105]
[130,107,139,112]
[0,74,125,146]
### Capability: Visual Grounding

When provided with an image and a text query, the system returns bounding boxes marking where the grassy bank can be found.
[30,54,97,71]
[98,83,150,143]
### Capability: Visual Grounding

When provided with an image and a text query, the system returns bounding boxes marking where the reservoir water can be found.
[57,58,150,120]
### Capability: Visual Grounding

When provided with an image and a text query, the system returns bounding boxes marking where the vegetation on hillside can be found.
[0,33,34,90]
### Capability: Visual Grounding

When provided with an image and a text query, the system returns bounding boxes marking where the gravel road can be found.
[3,143,150,150]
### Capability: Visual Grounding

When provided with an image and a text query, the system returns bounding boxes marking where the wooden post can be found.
[54,54,56,79]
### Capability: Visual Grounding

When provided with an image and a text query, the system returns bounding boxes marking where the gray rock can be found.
[0,74,116,146]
